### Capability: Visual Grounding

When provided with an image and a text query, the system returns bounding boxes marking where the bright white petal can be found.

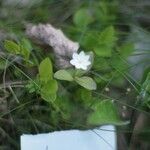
[70,59,76,66]
[79,51,85,56]
[79,55,87,61]
[81,65,88,70]
[75,63,82,69]
[79,51,90,61]
[85,61,91,66]
[82,60,91,66]
[70,51,91,70]
[72,53,78,59]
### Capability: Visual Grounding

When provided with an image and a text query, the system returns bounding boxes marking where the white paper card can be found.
[21,125,116,150]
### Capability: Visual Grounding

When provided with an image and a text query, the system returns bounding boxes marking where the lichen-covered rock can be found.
[26,24,79,68]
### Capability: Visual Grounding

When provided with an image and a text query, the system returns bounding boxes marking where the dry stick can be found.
[3,55,10,93]
[8,85,20,104]
[0,81,27,89]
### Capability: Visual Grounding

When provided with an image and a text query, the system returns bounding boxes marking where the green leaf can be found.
[111,54,127,71]
[87,100,129,125]
[41,93,57,103]
[19,38,32,60]
[81,31,99,49]
[94,45,112,57]
[94,26,117,57]
[4,40,20,54]
[42,80,58,94]
[93,57,110,70]
[41,80,58,102]
[20,45,30,60]
[4,39,32,61]
[119,43,134,58]
[99,26,116,46]
[0,59,6,70]
[75,76,97,90]
[73,8,93,28]
[39,58,53,82]
[78,88,92,106]
[20,38,32,51]
[141,72,150,108]
[80,89,92,101]
[26,80,40,93]
[54,70,73,81]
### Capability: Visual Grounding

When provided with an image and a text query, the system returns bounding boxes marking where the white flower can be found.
[70,51,91,70]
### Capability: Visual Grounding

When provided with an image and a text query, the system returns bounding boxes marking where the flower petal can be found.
[84,55,90,61]
[79,51,85,57]
[70,51,91,70]
[70,59,76,66]
[81,65,88,70]
[72,52,78,59]
[75,63,82,69]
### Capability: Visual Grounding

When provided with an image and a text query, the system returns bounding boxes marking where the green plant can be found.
[0,0,150,149]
